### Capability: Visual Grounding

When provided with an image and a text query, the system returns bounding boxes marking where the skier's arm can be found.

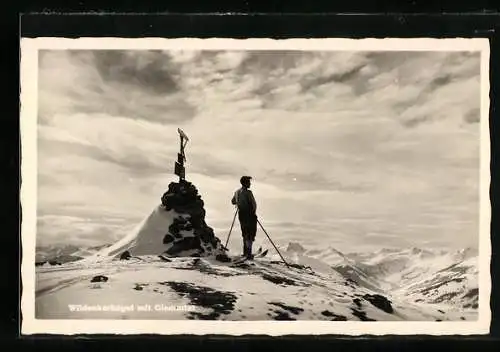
[231,191,237,205]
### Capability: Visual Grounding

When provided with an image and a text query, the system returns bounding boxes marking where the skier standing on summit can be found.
[231,176,258,259]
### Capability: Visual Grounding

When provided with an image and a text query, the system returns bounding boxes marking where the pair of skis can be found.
[231,246,269,264]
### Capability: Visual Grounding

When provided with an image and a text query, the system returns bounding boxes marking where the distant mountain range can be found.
[36,243,110,265]
[283,243,478,310]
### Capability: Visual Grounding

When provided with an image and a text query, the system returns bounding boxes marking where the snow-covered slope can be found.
[36,240,479,320]
[82,205,177,260]
[398,256,478,309]
[283,242,388,293]
[341,247,477,289]
[35,180,479,321]
[35,253,476,321]
[285,243,479,310]
[35,238,479,321]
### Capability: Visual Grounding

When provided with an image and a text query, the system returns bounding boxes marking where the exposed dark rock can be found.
[267,304,299,320]
[464,288,478,299]
[168,224,180,236]
[267,260,312,272]
[215,254,231,263]
[262,273,304,287]
[159,180,224,258]
[321,310,348,321]
[351,308,376,321]
[161,281,237,319]
[166,236,201,255]
[268,302,304,315]
[346,278,357,285]
[289,263,313,271]
[352,298,362,308]
[233,262,252,269]
[174,217,188,225]
[420,278,466,295]
[120,251,131,260]
[271,311,296,321]
[163,234,175,244]
[362,294,393,314]
[430,291,460,304]
[91,275,109,283]
[333,265,380,291]
[175,259,241,278]
[40,254,84,265]
[195,227,215,243]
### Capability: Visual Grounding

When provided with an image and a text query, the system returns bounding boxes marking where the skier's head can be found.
[240,176,252,188]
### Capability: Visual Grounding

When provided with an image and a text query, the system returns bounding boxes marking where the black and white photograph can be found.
[20,38,491,335]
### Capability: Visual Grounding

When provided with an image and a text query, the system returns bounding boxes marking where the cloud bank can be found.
[37,49,481,252]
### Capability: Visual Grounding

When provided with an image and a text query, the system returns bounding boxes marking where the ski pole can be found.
[257,218,290,268]
[224,208,238,249]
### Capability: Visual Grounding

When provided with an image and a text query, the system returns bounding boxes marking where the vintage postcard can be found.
[20,37,491,335]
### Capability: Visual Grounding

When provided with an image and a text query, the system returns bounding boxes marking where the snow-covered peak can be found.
[81,180,227,264]
[286,242,307,254]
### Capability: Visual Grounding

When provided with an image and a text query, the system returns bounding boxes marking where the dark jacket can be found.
[231,187,257,215]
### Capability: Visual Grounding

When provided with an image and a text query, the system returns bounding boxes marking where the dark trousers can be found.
[239,212,257,257]
[243,238,253,258]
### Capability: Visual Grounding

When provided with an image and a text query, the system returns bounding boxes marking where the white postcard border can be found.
[20,37,491,335]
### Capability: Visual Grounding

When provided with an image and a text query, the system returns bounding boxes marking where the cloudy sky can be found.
[37,49,482,252]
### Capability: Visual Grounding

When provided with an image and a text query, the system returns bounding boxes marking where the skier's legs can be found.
[248,215,257,258]
[239,216,247,256]
[240,212,256,258]
[246,239,254,259]
[242,236,249,256]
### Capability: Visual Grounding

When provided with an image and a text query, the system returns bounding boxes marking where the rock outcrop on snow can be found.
[159,180,226,258]
[120,251,131,260]
[75,179,229,262]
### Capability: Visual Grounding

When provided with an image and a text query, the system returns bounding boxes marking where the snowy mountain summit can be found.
[35,179,478,322]
[77,180,229,263]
